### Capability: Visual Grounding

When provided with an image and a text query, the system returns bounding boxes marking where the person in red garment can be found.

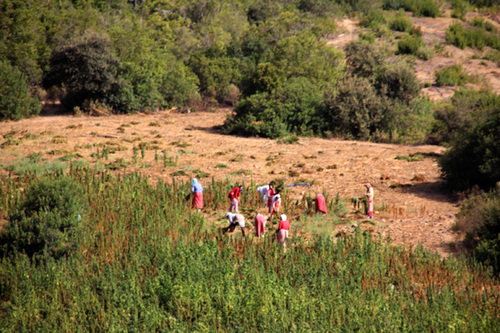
[191,178,203,211]
[315,194,326,216]
[365,183,374,219]
[228,184,244,212]
[270,193,281,218]
[276,214,290,247]
[267,182,276,217]
[254,213,266,237]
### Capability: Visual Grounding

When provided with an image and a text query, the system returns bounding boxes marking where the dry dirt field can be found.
[3,11,500,257]
[0,109,459,257]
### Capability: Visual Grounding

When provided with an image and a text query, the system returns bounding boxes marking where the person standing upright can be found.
[191,178,203,211]
[365,183,374,219]
[267,183,276,217]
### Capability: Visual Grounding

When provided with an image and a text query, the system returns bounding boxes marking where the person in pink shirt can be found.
[276,214,290,247]
[254,213,266,237]
[315,194,326,216]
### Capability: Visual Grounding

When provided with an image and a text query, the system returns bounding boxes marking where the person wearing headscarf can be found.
[228,185,244,212]
[254,213,266,237]
[315,194,327,216]
[270,193,281,218]
[191,178,203,211]
[257,185,269,205]
[276,214,290,247]
[267,183,276,217]
[224,212,246,236]
[365,183,374,219]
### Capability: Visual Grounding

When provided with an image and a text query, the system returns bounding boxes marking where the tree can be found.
[376,60,421,104]
[323,75,384,139]
[344,40,385,79]
[440,103,500,191]
[43,33,120,111]
[0,61,41,121]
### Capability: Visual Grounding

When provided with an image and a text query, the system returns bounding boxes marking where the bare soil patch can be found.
[0,109,460,256]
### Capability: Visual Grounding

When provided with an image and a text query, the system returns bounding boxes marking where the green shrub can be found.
[323,76,384,140]
[397,35,423,55]
[440,101,500,191]
[0,176,86,258]
[0,61,41,121]
[455,187,500,273]
[435,64,475,86]
[446,23,500,51]
[390,12,413,32]
[383,0,440,17]
[483,50,500,66]
[224,77,323,138]
[451,0,469,20]
[359,9,387,30]
[376,60,422,104]
[431,89,500,145]
[345,40,386,78]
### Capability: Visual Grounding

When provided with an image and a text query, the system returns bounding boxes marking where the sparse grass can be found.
[435,64,476,86]
[149,121,161,127]
[171,141,190,148]
[171,170,187,176]
[229,155,243,162]
[395,153,425,161]
[230,169,253,176]
[215,164,228,168]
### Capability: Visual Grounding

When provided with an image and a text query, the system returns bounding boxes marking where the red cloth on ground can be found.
[192,192,203,209]
[255,214,266,237]
[315,194,327,213]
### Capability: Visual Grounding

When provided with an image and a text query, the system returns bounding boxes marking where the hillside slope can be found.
[0,109,459,256]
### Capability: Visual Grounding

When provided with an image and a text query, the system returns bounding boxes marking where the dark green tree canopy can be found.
[43,33,120,110]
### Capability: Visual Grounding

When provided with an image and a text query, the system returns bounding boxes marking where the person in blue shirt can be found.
[191,178,203,211]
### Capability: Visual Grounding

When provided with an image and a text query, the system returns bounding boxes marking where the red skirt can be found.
[315,194,326,213]
[193,192,203,209]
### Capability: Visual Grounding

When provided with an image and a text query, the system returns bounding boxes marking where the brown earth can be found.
[0,109,460,257]
[4,11,500,257]
[328,11,500,101]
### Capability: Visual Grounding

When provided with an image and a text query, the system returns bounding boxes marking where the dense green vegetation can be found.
[0,169,498,331]
[2,0,497,143]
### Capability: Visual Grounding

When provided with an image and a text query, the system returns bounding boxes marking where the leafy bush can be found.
[446,23,500,51]
[376,60,422,104]
[397,35,423,55]
[344,40,385,78]
[431,89,500,145]
[323,75,384,140]
[0,176,86,258]
[383,0,440,17]
[450,0,469,20]
[455,187,500,274]
[224,77,323,138]
[0,61,41,121]
[390,11,413,32]
[440,101,500,191]
[435,64,475,86]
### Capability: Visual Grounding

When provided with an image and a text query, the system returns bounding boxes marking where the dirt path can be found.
[0,109,460,256]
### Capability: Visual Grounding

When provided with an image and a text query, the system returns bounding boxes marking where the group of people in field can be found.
[190,178,375,247]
